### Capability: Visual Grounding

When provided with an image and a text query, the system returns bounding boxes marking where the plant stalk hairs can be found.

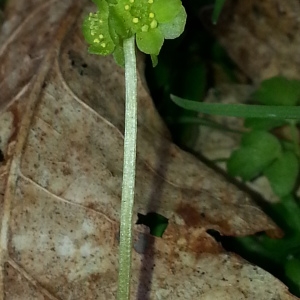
[82,0,186,298]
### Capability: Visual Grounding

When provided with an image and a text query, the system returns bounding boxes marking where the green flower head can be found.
[82,0,186,65]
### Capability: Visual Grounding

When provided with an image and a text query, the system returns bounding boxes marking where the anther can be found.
[150,20,157,28]
[141,25,149,32]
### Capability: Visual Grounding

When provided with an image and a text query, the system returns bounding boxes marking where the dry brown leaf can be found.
[0,0,297,299]
[211,0,300,81]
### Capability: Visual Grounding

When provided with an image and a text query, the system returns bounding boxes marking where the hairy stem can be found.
[117,35,137,300]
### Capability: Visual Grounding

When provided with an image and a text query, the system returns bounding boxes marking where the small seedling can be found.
[82,0,186,298]
[172,75,300,295]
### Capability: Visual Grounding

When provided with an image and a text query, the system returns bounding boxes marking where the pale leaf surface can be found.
[0,0,297,299]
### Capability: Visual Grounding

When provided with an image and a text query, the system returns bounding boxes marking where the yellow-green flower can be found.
[82,0,186,65]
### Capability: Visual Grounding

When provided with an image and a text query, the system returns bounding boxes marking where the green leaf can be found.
[241,130,280,148]
[252,76,300,106]
[159,6,187,39]
[103,0,117,4]
[227,148,267,181]
[109,4,133,38]
[227,131,282,181]
[83,0,187,62]
[136,28,164,55]
[176,116,243,134]
[285,257,300,292]
[264,151,299,197]
[171,95,300,119]
[82,1,115,56]
[108,26,125,66]
[112,45,125,67]
[244,118,287,130]
[137,212,168,237]
[271,195,300,232]
[152,0,182,23]
[150,54,158,67]
[212,0,226,24]
[92,0,103,6]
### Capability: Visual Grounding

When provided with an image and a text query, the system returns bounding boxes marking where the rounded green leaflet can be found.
[159,5,186,39]
[227,147,275,181]
[136,28,164,55]
[227,130,282,181]
[241,130,281,149]
[264,151,299,197]
[152,0,182,23]
[82,0,115,55]
[252,76,300,106]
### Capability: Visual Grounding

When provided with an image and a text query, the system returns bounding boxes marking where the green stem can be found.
[288,122,300,156]
[117,36,137,300]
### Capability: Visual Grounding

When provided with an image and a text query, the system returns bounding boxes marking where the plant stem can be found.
[289,122,300,156]
[117,35,137,300]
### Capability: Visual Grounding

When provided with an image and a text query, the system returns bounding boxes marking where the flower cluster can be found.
[82,0,186,65]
